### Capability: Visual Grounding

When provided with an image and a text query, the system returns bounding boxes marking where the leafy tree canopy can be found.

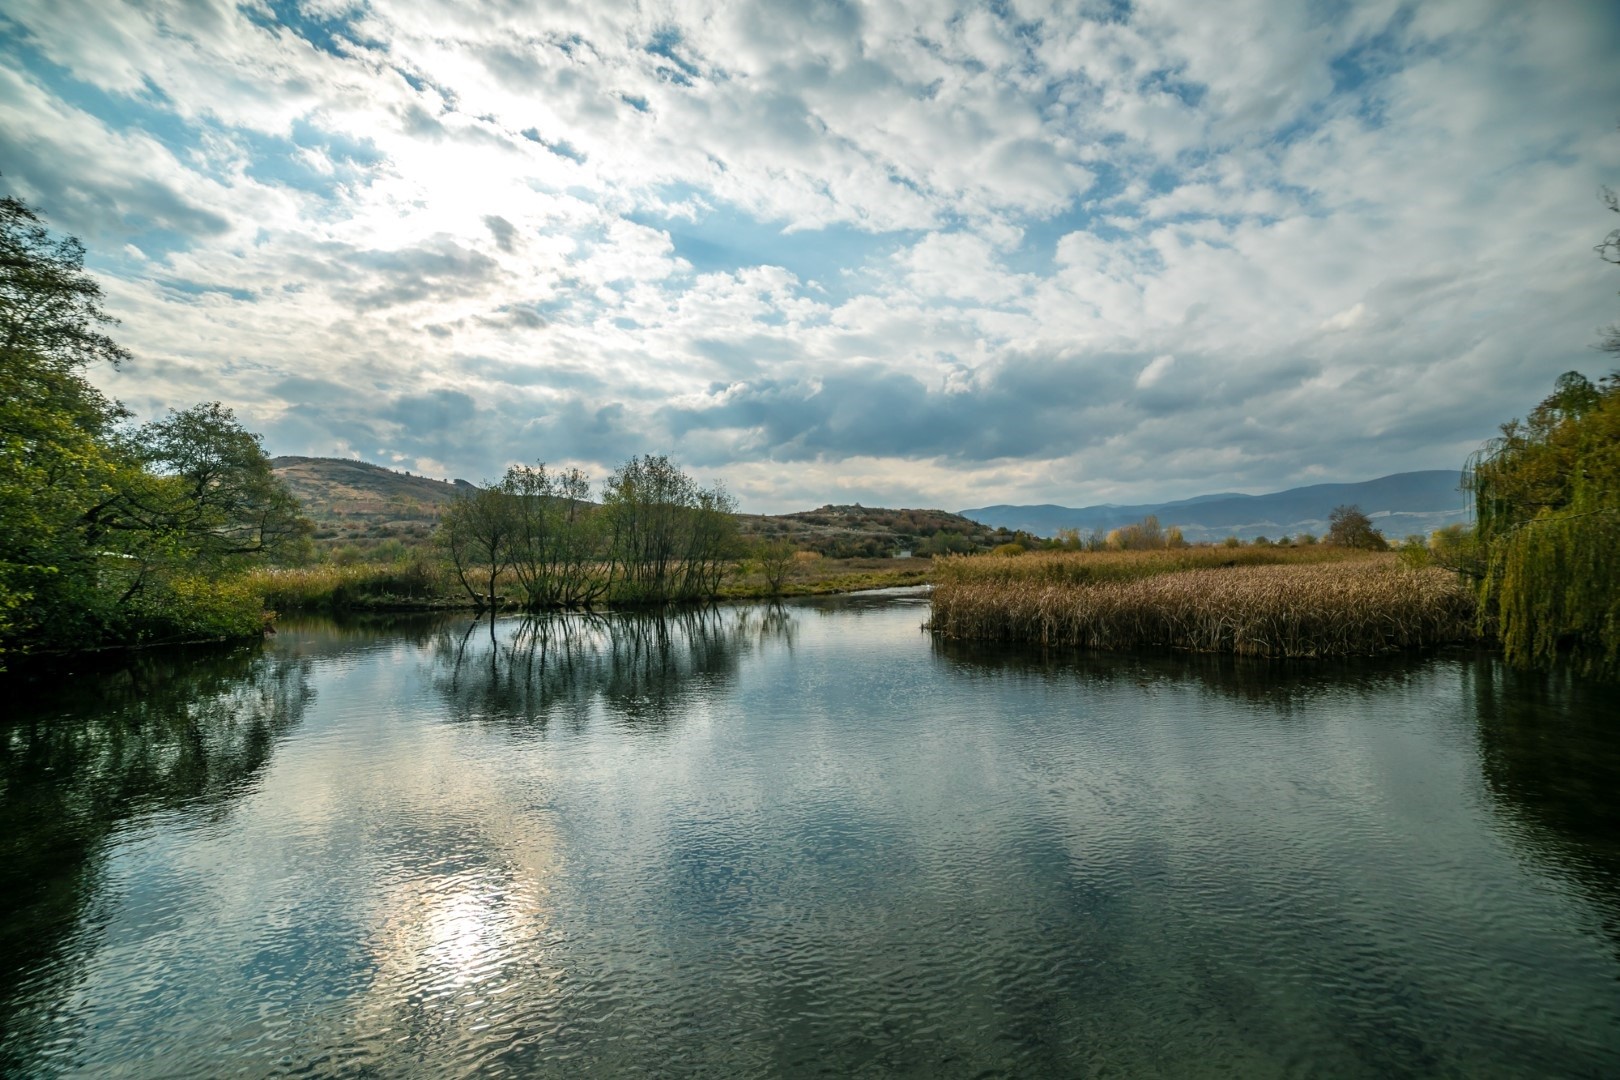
[1467,371,1620,678]
[1326,504,1388,550]
[0,193,305,661]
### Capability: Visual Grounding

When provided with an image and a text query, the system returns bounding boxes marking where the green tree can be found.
[133,403,308,562]
[0,194,301,658]
[600,455,738,603]
[1326,504,1388,550]
[501,462,605,608]
[1,194,135,654]
[440,485,517,611]
[1466,370,1620,677]
[754,538,796,594]
[1427,523,1481,578]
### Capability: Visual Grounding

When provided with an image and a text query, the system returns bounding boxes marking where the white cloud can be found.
[1,0,1616,513]
[1136,354,1175,388]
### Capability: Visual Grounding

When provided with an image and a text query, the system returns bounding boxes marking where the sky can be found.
[2,0,1618,514]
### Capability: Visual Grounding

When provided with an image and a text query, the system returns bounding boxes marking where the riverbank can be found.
[243,555,935,616]
[929,550,1478,657]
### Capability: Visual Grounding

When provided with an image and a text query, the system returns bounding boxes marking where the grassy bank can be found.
[930,551,1477,657]
[242,561,459,614]
[720,555,931,598]
[243,554,934,615]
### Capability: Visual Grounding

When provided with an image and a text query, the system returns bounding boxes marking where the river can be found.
[3,590,1617,1077]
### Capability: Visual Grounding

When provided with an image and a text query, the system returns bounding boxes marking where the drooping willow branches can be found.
[1466,371,1620,678]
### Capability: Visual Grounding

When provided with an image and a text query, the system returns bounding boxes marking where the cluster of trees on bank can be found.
[1465,370,1620,679]
[1,195,308,663]
[439,455,738,609]
[1439,188,1620,679]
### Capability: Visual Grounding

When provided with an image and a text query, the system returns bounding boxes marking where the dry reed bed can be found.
[932,545,1366,589]
[243,561,448,611]
[930,557,1477,657]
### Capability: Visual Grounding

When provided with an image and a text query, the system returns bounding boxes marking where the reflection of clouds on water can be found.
[8,600,1620,1077]
[340,812,567,1067]
[253,606,808,1067]
[0,647,315,1073]
[431,605,799,731]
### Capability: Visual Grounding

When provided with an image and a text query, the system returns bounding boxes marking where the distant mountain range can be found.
[959,470,1471,542]
[273,456,1469,550]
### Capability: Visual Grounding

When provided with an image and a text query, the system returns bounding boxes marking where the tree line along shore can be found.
[4,189,1617,678]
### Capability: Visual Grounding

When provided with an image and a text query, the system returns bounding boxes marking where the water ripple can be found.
[2,601,1618,1076]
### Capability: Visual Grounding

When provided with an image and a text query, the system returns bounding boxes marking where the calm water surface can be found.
[3,591,1618,1077]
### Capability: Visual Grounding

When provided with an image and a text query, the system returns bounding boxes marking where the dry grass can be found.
[242,560,451,612]
[721,556,931,598]
[932,544,1365,589]
[930,553,1477,657]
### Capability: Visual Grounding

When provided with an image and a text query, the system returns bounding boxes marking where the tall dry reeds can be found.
[930,555,1476,657]
[243,559,450,612]
[932,544,1367,589]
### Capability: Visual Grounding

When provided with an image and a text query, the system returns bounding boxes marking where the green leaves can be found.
[0,195,305,661]
[134,403,311,566]
[1469,373,1620,678]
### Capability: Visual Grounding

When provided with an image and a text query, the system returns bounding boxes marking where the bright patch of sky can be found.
[2,0,1617,513]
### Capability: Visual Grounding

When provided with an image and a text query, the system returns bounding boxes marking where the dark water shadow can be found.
[1468,663,1620,954]
[937,634,1620,956]
[0,644,315,1069]
[929,634,1468,711]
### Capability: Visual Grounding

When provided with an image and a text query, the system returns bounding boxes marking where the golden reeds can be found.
[931,544,1366,589]
[929,554,1476,657]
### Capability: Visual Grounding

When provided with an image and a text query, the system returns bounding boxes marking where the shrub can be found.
[1396,534,1432,569]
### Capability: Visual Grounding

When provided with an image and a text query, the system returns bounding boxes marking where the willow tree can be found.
[1466,371,1620,678]
[1465,190,1620,679]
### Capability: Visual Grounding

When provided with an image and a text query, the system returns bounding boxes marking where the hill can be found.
[960,470,1470,543]
[271,456,469,546]
[737,505,998,558]
[272,457,996,557]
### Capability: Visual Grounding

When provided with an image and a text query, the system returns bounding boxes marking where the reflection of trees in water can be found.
[433,604,797,731]
[0,646,314,1070]
[942,635,1620,958]
[273,612,450,658]
[931,634,1447,709]
[1470,664,1620,951]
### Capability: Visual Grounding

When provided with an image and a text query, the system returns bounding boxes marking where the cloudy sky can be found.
[3,0,1617,513]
